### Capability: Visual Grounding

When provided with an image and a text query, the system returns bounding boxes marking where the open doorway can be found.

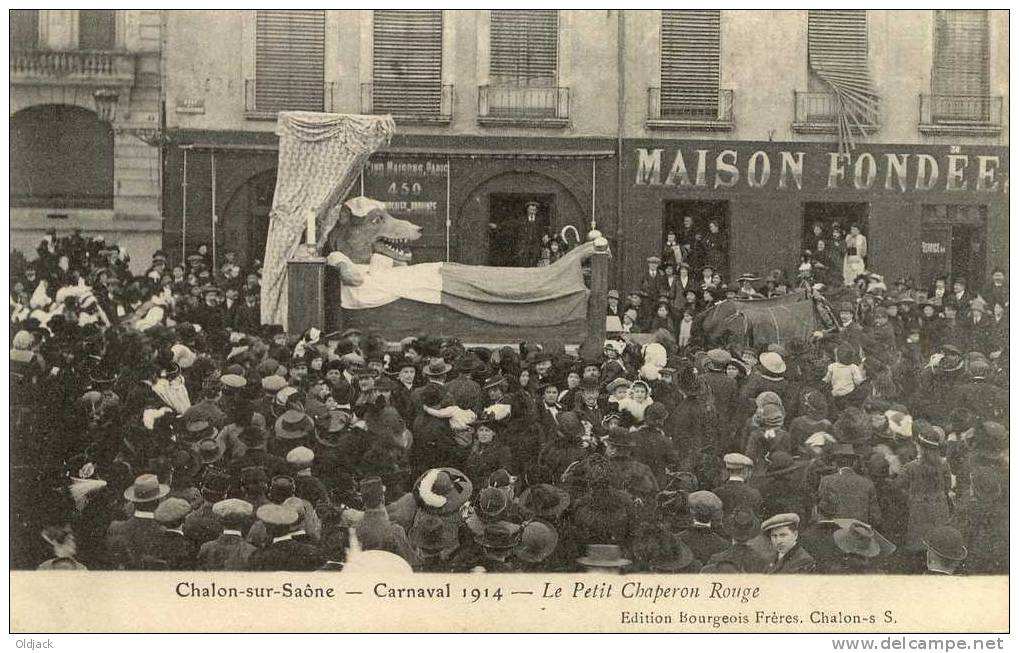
[488,193,555,267]
[921,204,988,293]
[802,202,869,279]
[662,200,730,277]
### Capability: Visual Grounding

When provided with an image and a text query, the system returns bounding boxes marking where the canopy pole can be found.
[181,148,188,264]
[590,158,597,230]
[446,157,452,262]
[211,149,217,270]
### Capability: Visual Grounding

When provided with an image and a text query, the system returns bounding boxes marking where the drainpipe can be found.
[614,10,626,291]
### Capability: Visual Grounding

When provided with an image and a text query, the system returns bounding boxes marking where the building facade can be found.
[159,10,1008,292]
[10,10,164,271]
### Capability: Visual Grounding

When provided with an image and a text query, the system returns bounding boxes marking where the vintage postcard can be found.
[8,7,1008,638]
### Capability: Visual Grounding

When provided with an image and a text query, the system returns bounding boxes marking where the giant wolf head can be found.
[324,197,422,265]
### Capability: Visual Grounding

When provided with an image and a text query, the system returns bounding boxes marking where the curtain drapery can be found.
[260,111,395,326]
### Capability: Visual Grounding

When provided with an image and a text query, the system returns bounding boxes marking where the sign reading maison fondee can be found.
[632,143,1009,195]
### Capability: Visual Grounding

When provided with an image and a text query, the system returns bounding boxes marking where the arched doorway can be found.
[454,170,586,265]
[220,169,277,266]
[10,104,114,209]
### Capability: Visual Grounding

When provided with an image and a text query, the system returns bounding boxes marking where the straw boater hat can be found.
[422,358,453,377]
[123,474,170,503]
[274,409,314,441]
[577,544,631,568]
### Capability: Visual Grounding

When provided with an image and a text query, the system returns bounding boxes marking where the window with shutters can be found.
[10,10,39,50]
[795,10,879,146]
[368,10,449,120]
[920,10,1000,130]
[78,10,117,50]
[650,10,733,128]
[248,10,326,118]
[479,11,568,124]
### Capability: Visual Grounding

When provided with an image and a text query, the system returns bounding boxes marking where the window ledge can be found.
[392,115,452,126]
[478,116,569,129]
[244,110,279,122]
[645,119,734,132]
[791,121,880,135]
[918,123,1002,136]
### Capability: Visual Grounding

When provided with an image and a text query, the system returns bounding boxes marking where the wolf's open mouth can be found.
[375,237,413,262]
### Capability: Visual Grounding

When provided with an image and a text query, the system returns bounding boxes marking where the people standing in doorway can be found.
[700,219,727,277]
[489,201,544,268]
[677,216,699,268]
[843,224,868,287]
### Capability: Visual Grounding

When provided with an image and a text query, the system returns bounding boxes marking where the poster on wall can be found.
[360,156,450,263]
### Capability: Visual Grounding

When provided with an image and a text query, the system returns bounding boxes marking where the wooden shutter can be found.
[10,10,38,50]
[933,11,989,97]
[255,10,325,113]
[808,10,879,148]
[78,10,116,50]
[660,10,720,118]
[490,10,558,86]
[373,10,443,114]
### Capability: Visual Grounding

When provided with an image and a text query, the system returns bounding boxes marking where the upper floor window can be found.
[79,10,116,50]
[489,10,558,87]
[922,11,998,128]
[797,10,879,139]
[933,10,990,97]
[10,10,39,50]
[656,10,729,124]
[371,10,444,116]
[250,10,326,115]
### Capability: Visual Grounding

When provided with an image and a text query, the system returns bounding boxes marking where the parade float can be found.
[260,112,609,349]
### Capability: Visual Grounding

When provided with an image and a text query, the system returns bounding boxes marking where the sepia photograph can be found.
[7,6,1010,638]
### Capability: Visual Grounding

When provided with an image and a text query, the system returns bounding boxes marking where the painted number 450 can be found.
[388,182,423,196]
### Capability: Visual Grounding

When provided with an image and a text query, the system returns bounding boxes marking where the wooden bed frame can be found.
[287,239,610,351]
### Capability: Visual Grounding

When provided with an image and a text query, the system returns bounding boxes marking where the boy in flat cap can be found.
[198,499,256,570]
[712,453,762,523]
[247,504,325,571]
[152,497,197,570]
[761,512,814,574]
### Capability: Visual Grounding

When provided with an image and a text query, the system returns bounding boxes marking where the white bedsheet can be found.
[329,252,444,309]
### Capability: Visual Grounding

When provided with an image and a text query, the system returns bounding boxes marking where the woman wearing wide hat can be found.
[892,422,953,564]
[759,451,809,524]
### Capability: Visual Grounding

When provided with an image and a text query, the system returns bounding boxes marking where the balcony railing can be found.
[646,87,733,130]
[478,85,570,127]
[792,91,879,133]
[10,49,136,86]
[244,79,335,120]
[360,82,453,124]
[919,94,1003,134]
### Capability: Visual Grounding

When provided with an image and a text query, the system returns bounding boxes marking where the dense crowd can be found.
[10,228,1009,575]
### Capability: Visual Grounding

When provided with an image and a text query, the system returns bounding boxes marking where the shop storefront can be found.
[162,133,617,271]
[621,140,1008,294]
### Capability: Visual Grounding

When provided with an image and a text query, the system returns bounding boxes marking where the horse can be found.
[696,290,837,348]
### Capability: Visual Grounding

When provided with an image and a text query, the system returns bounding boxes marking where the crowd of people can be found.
[9,228,1009,575]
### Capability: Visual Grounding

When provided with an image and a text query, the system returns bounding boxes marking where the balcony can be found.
[646,87,733,131]
[919,94,1003,136]
[792,91,879,134]
[478,85,570,128]
[361,82,453,125]
[10,49,136,87]
[244,80,335,120]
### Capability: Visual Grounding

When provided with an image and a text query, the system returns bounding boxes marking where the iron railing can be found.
[920,94,1002,126]
[10,49,136,85]
[360,82,453,120]
[648,87,734,122]
[244,79,335,117]
[478,85,570,121]
[794,90,879,127]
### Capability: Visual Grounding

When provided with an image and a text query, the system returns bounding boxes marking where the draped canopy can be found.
[260,112,395,326]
